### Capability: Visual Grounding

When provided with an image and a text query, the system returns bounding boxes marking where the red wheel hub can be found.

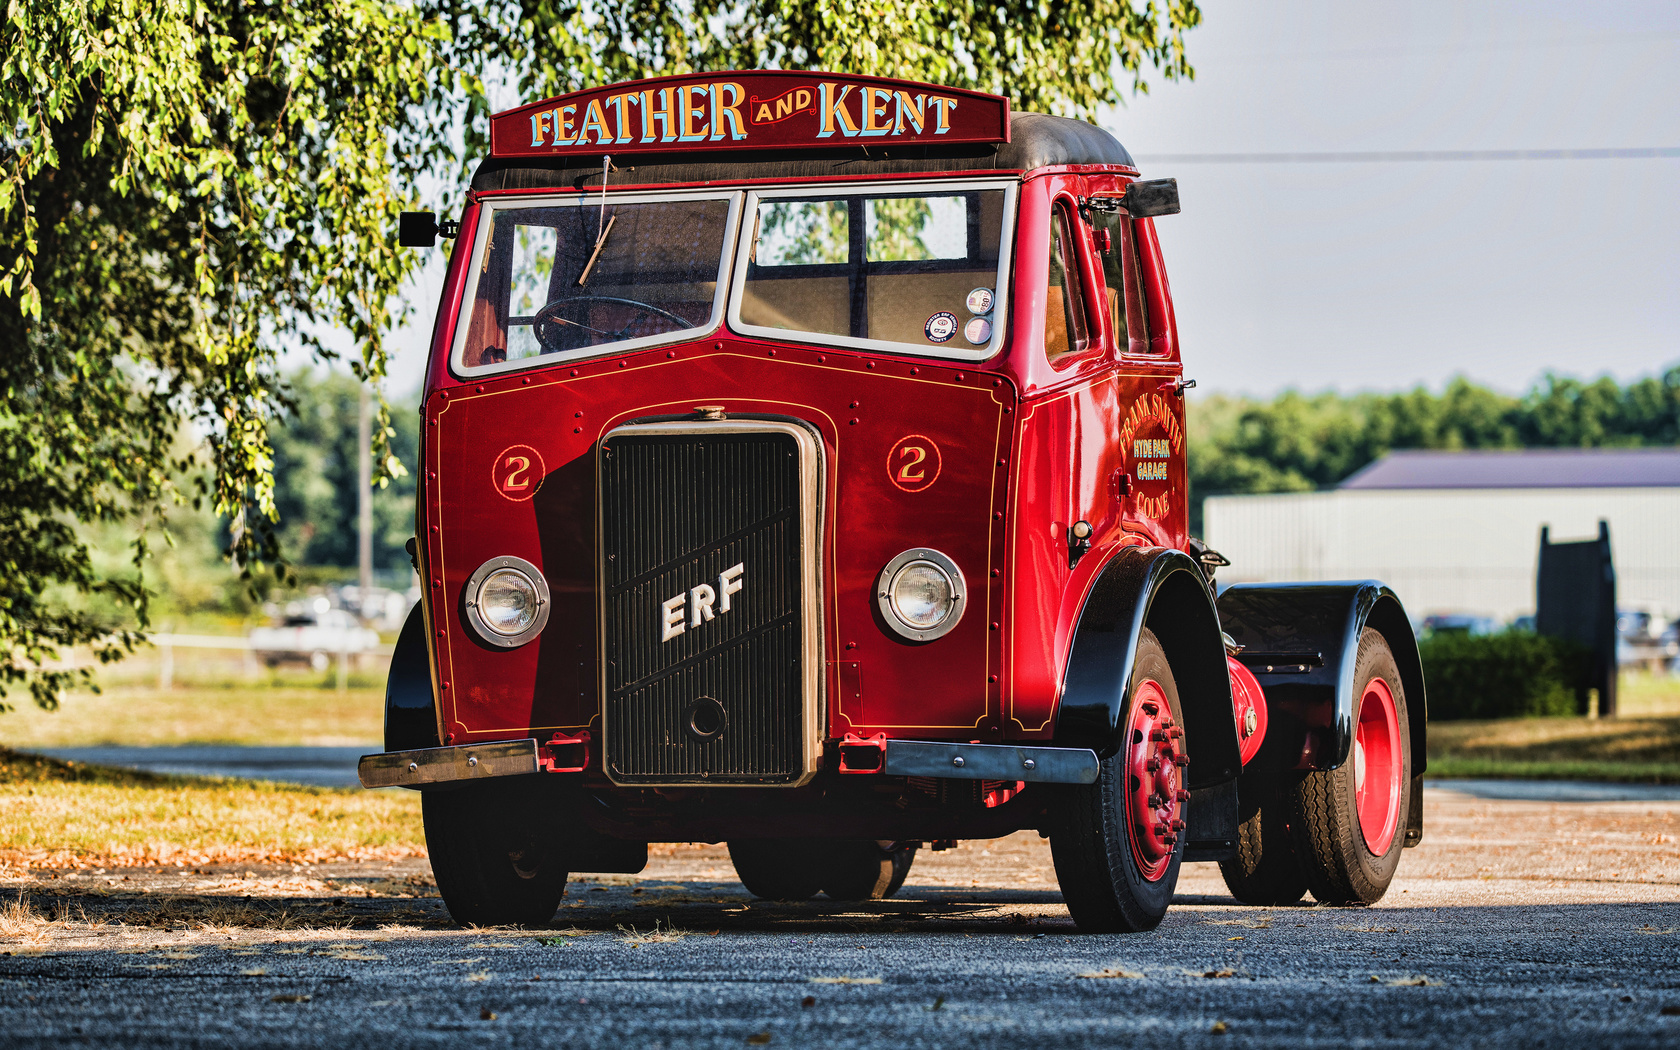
[1353,676,1402,854]
[1124,681,1187,882]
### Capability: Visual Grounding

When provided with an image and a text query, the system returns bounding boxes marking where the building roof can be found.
[1339,448,1680,490]
[471,112,1135,193]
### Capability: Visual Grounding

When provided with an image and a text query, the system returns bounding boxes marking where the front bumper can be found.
[359,738,1099,790]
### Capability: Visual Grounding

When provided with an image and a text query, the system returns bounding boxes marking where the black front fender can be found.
[385,603,440,753]
[1054,546,1241,790]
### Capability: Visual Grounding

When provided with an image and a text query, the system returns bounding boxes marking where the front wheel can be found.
[423,780,567,927]
[1289,628,1411,905]
[1050,628,1188,933]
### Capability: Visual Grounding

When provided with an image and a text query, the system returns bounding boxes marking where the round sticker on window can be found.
[964,317,993,344]
[966,287,994,314]
[925,312,959,343]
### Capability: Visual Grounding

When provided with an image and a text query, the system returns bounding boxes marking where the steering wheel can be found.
[531,295,693,353]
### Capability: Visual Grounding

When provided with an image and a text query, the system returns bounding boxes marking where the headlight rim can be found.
[462,555,551,648]
[875,547,967,642]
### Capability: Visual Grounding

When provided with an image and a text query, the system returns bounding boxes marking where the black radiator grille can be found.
[600,429,809,784]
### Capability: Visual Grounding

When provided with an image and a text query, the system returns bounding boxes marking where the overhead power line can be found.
[1132,147,1680,165]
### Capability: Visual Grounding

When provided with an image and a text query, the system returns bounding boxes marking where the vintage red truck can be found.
[359,70,1426,933]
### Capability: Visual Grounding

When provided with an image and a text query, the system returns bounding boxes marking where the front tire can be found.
[424,780,567,927]
[1290,628,1411,905]
[1050,628,1188,933]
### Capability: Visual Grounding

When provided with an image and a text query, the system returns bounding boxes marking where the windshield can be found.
[455,193,737,371]
[731,184,1012,357]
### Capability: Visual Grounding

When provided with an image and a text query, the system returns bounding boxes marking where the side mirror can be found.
[1121,179,1180,218]
[398,211,460,248]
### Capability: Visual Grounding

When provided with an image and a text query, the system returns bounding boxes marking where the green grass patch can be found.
[0,685,384,748]
[1426,714,1680,783]
[1426,757,1680,783]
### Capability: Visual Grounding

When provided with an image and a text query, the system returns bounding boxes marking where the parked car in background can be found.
[249,598,383,670]
[1616,603,1679,672]
[1419,614,1500,638]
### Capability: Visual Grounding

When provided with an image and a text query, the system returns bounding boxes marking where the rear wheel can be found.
[424,780,567,927]
[1290,628,1410,905]
[818,841,917,901]
[1050,628,1187,933]
[728,839,918,901]
[727,840,822,901]
[1219,778,1309,906]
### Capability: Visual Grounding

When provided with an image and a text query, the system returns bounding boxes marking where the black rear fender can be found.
[1217,581,1427,846]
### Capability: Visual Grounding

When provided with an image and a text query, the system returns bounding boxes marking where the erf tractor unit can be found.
[359,71,1426,934]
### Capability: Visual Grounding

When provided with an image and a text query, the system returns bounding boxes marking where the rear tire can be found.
[728,839,917,901]
[727,840,822,901]
[424,780,567,927]
[1290,628,1411,905]
[817,841,917,901]
[1050,628,1187,933]
[1219,778,1309,906]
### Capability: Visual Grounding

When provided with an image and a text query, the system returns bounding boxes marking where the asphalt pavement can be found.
[1,786,1677,1048]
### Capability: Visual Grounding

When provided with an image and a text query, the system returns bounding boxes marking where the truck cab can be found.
[362,71,1427,932]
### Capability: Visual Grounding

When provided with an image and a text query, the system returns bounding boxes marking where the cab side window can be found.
[1092,210,1152,355]
[1044,203,1090,362]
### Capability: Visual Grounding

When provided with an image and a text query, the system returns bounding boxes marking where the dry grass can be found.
[0,748,422,868]
[1427,715,1680,782]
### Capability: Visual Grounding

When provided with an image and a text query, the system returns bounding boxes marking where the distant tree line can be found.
[1188,365,1680,533]
[269,373,420,576]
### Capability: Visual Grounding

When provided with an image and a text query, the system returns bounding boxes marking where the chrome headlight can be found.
[876,548,967,642]
[464,556,550,647]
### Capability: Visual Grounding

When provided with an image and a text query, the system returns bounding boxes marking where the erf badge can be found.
[924,311,958,343]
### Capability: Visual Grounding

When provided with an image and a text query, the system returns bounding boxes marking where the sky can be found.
[369,0,1680,399]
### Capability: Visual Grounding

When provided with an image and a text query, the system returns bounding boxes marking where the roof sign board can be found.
[490,71,1010,159]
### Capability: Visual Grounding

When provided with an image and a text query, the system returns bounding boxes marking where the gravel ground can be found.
[1,785,1677,1048]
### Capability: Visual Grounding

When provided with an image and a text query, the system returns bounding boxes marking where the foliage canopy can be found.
[2,0,1202,708]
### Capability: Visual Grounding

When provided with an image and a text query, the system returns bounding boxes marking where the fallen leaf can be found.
[1227,936,1245,941]
[926,995,945,1011]
[801,996,815,1008]
[464,971,492,982]
[1077,968,1143,979]
[1660,1006,1680,1017]
[241,967,268,976]
[1210,1021,1229,1035]
[1383,976,1440,987]
[1203,969,1237,979]
[270,995,311,1004]
[746,1032,772,1045]
[809,976,882,985]
[480,1008,498,1021]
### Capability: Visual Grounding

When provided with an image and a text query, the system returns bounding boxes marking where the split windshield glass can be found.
[733,186,1010,356]
[456,194,736,371]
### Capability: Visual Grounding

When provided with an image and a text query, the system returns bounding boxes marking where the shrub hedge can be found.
[1418,630,1586,721]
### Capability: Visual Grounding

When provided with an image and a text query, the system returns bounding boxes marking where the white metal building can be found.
[1203,448,1680,623]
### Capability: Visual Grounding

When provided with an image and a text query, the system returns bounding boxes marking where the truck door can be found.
[1089,205,1187,550]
